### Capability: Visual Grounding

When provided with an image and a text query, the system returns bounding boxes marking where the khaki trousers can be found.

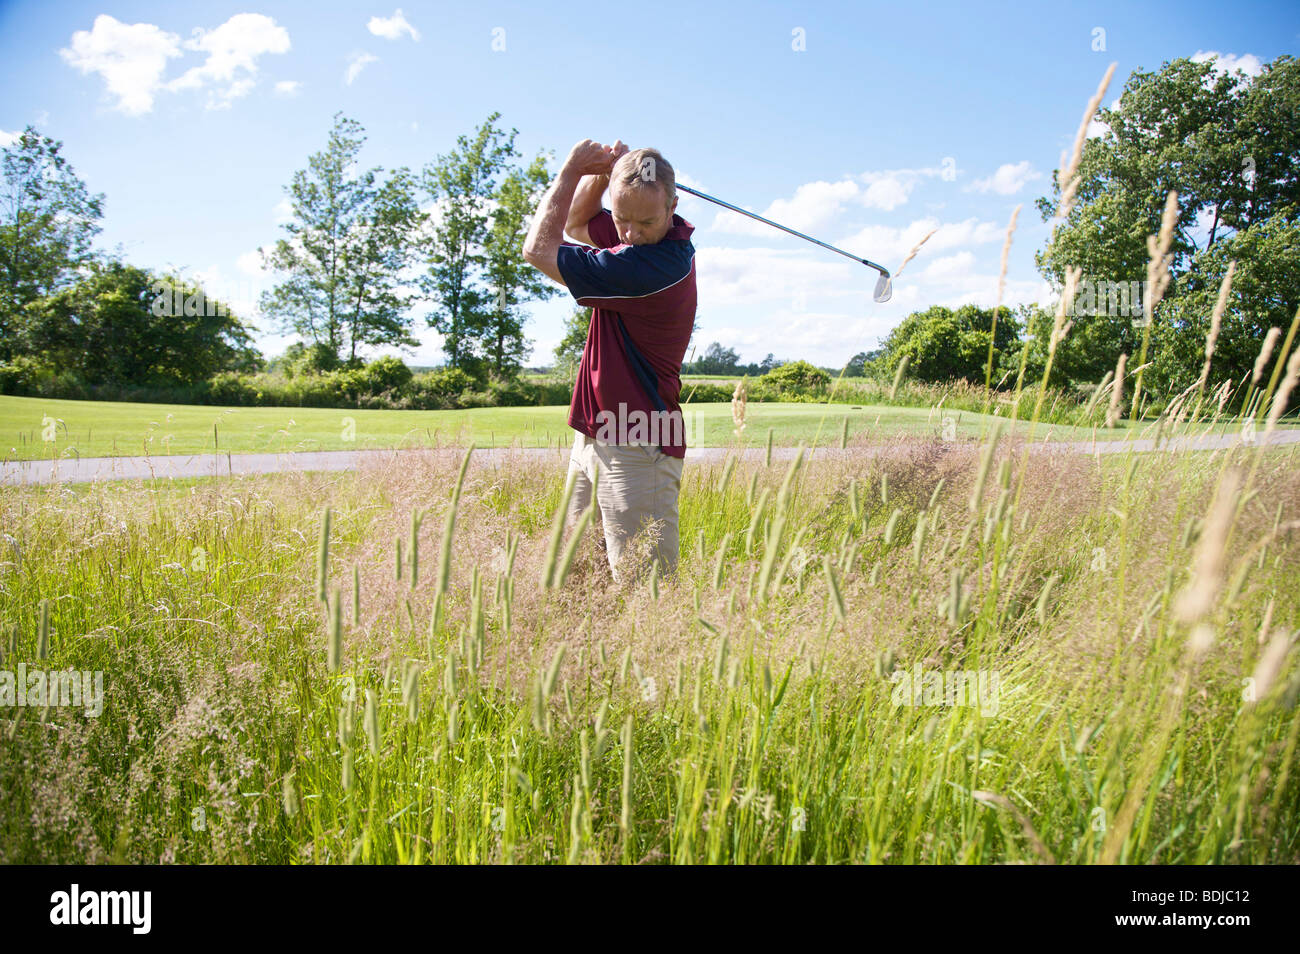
[564,430,685,584]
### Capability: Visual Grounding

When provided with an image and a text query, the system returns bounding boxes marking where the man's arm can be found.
[565,140,625,245]
[564,173,608,247]
[523,139,614,285]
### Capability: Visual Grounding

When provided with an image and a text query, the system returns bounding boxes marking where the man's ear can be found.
[669,194,679,216]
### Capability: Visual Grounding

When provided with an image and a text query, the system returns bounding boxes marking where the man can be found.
[522,139,697,585]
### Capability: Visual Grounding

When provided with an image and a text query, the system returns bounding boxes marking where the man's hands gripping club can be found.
[523,138,626,284]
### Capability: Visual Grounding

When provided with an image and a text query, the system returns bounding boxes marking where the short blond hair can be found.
[612,147,676,209]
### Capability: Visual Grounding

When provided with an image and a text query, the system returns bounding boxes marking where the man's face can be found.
[610,181,678,246]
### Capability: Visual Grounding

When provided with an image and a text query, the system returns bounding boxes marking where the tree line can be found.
[674,54,1299,415]
[873,54,1298,408]
[0,111,556,395]
[261,111,556,385]
[3,54,1295,412]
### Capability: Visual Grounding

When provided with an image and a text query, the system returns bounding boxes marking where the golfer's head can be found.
[610,147,678,246]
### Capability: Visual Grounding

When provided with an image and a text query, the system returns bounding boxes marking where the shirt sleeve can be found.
[555,240,694,311]
[586,209,620,249]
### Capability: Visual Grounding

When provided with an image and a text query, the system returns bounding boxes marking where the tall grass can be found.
[1,392,1297,863]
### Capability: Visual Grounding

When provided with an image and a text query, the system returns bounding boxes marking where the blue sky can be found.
[1,0,1296,370]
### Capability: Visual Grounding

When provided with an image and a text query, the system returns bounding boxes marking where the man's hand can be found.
[564,139,617,176]
[565,140,627,245]
[527,138,631,281]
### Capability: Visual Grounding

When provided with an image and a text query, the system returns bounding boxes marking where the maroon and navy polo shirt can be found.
[556,208,697,460]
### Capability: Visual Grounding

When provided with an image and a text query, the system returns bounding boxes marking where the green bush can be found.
[759,360,832,394]
[0,356,57,396]
[290,342,342,377]
[680,382,735,403]
[362,356,413,395]
[400,367,477,409]
[483,374,534,407]
[206,371,264,405]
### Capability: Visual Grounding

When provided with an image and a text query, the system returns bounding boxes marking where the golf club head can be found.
[873,273,893,303]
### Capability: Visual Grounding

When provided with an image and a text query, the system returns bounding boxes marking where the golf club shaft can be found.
[676,183,890,277]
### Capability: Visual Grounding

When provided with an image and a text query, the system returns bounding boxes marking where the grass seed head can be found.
[282,771,299,818]
[824,555,847,623]
[1036,574,1058,627]
[890,355,909,401]
[364,688,380,754]
[883,508,903,546]
[1264,346,1300,436]
[37,598,50,660]
[1106,353,1127,428]
[342,748,355,792]
[1250,629,1293,704]
[317,506,332,602]
[1252,327,1282,386]
[327,587,343,672]
[1174,469,1241,625]
[1197,261,1236,391]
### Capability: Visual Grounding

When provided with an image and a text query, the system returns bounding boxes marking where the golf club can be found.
[675,183,893,303]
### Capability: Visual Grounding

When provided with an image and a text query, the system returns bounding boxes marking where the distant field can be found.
[0,394,1167,461]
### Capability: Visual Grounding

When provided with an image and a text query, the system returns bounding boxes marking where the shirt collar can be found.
[664,213,694,242]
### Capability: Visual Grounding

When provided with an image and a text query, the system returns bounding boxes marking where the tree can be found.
[261,112,423,366]
[844,351,873,377]
[1034,54,1300,393]
[554,305,591,379]
[23,262,260,387]
[1152,216,1300,396]
[875,305,1022,385]
[421,112,520,384]
[0,126,105,361]
[483,152,556,378]
[693,341,740,374]
[338,166,425,364]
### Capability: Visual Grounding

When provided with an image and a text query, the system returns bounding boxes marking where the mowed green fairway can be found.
[0,394,1146,461]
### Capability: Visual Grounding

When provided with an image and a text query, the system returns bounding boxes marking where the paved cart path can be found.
[2,428,1297,485]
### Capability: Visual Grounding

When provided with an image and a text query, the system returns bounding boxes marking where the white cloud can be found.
[1191,50,1264,81]
[272,198,294,224]
[59,15,183,115]
[712,179,860,236]
[182,262,265,320]
[345,52,378,85]
[836,216,1004,268]
[708,167,941,236]
[275,80,301,96]
[891,245,1052,308]
[60,13,289,114]
[236,250,265,276]
[943,277,1055,311]
[167,13,290,109]
[696,247,854,306]
[860,175,913,210]
[923,251,977,281]
[713,311,878,354]
[857,167,944,209]
[969,160,1042,196]
[368,9,421,42]
[0,129,20,147]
